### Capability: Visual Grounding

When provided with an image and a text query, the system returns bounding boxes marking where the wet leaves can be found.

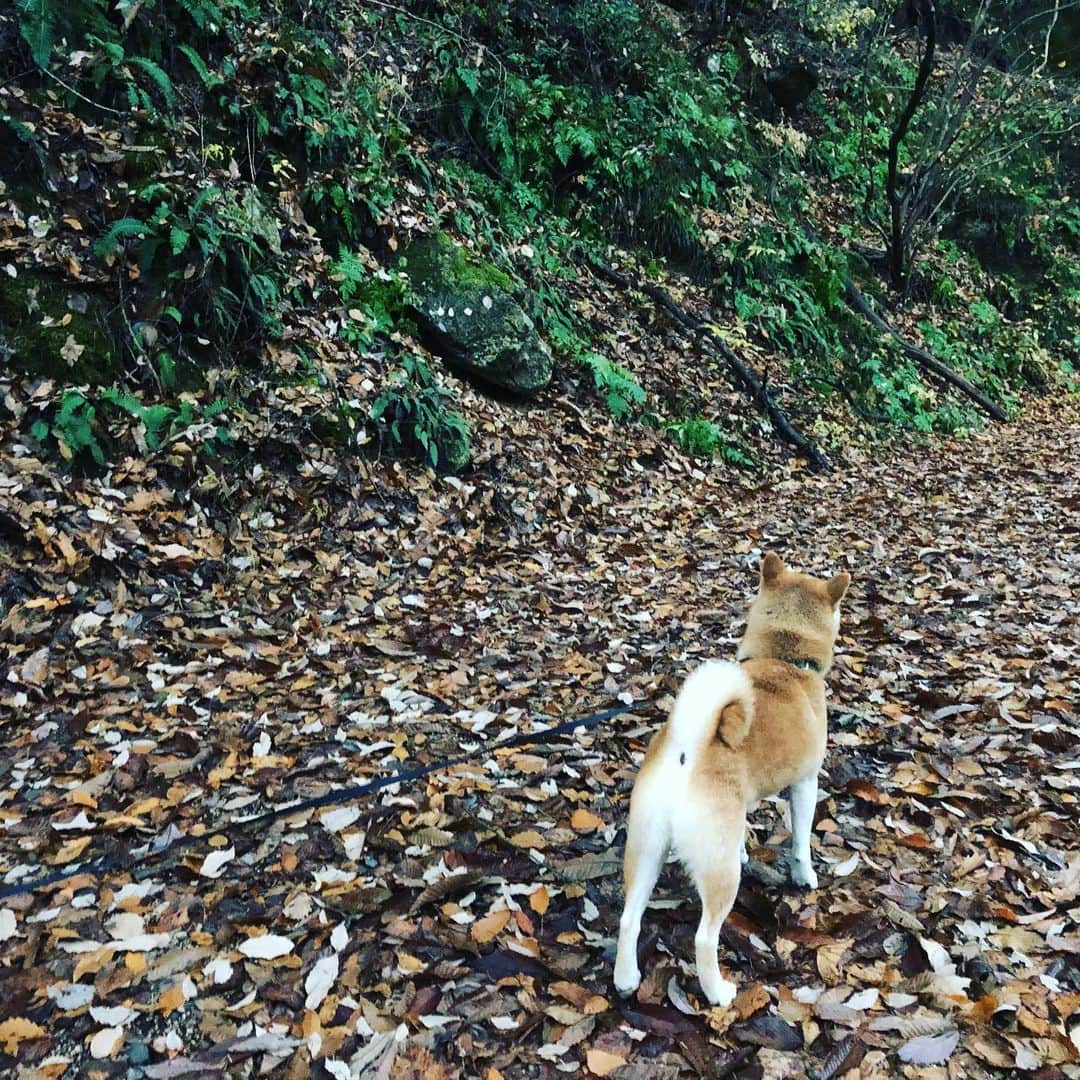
[0,296,1078,1080]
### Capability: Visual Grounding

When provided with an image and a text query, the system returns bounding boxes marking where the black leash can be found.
[0,700,647,901]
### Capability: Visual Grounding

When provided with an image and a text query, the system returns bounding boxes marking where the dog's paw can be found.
[789,859,818,889]
[613,963,641,998]
[701,974,737,1008]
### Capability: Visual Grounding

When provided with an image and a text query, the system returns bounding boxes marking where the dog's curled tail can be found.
[667,660,754,758]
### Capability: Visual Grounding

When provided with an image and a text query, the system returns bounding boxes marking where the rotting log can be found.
[588,259,831,473]
[843,280,1008,421]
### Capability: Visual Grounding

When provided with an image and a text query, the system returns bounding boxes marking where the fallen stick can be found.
[588,259,831,472]
[843,279,1008,420]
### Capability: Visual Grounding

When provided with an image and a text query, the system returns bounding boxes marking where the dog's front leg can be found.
[788,774,819,889]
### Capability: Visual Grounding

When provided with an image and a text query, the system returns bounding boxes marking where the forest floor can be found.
[1,385,1078,1079]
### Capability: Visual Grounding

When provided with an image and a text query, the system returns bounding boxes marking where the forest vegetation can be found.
[1,1,1079,1077]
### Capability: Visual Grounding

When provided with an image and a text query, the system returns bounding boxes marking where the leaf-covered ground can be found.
[1,383,1079,1079]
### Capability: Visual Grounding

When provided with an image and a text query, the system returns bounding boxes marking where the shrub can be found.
[371,356,470,473]
[666,417,752,464]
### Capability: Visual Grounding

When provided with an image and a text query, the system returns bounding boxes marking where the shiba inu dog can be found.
[613,553,850,1006]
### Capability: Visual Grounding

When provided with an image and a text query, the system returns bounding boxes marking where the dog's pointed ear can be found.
[761,551,785,586]
[827,571,851,605]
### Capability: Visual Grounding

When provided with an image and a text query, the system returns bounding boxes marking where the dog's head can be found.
[741,552,851,669]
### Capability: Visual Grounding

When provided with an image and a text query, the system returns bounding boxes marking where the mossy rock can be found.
[0,268,119,383]
[400,232,553,396]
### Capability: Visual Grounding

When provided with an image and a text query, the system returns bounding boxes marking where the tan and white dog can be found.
[613,553,850,1006]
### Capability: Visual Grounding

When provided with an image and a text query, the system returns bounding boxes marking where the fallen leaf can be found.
[585,1048,626,1076]
[0,1018,47,1054]
[471,909,511,944]
[239,934,295,960]
[898,1029,960,1065]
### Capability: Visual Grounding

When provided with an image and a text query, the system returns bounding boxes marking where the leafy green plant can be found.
[371,355,470,473]
[581,352,646,419]
[31,390,105,467]
[99,388,233,456]
[95,184,283,366]
[666,417,751,465]
[15,0,111,69]
[86,37,176,114]
[30,386,233,471]
[334,251,411,351]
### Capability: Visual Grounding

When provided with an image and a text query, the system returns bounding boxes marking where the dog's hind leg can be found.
[614,806,666,997]
[691,848,741,1006]
[789,773,819,888]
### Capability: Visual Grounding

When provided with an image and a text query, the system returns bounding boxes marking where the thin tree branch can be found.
[844,280,1007,420]
[588,258,831,472]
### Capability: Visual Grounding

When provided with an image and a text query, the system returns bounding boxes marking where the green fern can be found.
[94,217,148,257]
[15,0,57,68]
[176,0,224,31]
[126,56,176,110]
[169,225,190,255]
[177,43,222,89]
[582,351,645,419]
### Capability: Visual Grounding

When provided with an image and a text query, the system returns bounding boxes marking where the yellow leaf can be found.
[585,1048,626,1076]
[50,836,92,865]
[0,1017,47,1053]
[157,984,186,1015]
[570,809,604,832]
[508,829,547,849]
[396,952,425,973]
[471,909,511,944]
[74,946,115,982]
[529,886,550,915]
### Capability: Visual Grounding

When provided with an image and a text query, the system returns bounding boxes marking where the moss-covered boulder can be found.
[0,267,118,383]
[400,233,553,395]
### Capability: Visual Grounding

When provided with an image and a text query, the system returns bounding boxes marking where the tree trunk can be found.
[886,0,937,290]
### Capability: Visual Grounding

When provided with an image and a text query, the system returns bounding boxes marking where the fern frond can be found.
[177,43,221,89]
[15,0,57,69]
[94,217,148,257]
[126,56,176,111]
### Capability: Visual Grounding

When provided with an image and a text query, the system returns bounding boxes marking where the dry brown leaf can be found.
[529,886,550,915]
[733,983,771,1020]
[570,808,604,832]
[816,938,853,984]
[585,1048,626,1076]
[508,829,547,849]
[0,1017,47,1054]
[471,909,511,944]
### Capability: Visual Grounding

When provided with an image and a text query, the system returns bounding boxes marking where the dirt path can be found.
[1,392,1078,1077]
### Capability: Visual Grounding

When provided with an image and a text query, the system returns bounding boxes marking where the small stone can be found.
[128,1041,149,1065]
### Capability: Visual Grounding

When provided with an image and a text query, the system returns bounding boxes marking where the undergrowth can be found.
[5,0,1077,471]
